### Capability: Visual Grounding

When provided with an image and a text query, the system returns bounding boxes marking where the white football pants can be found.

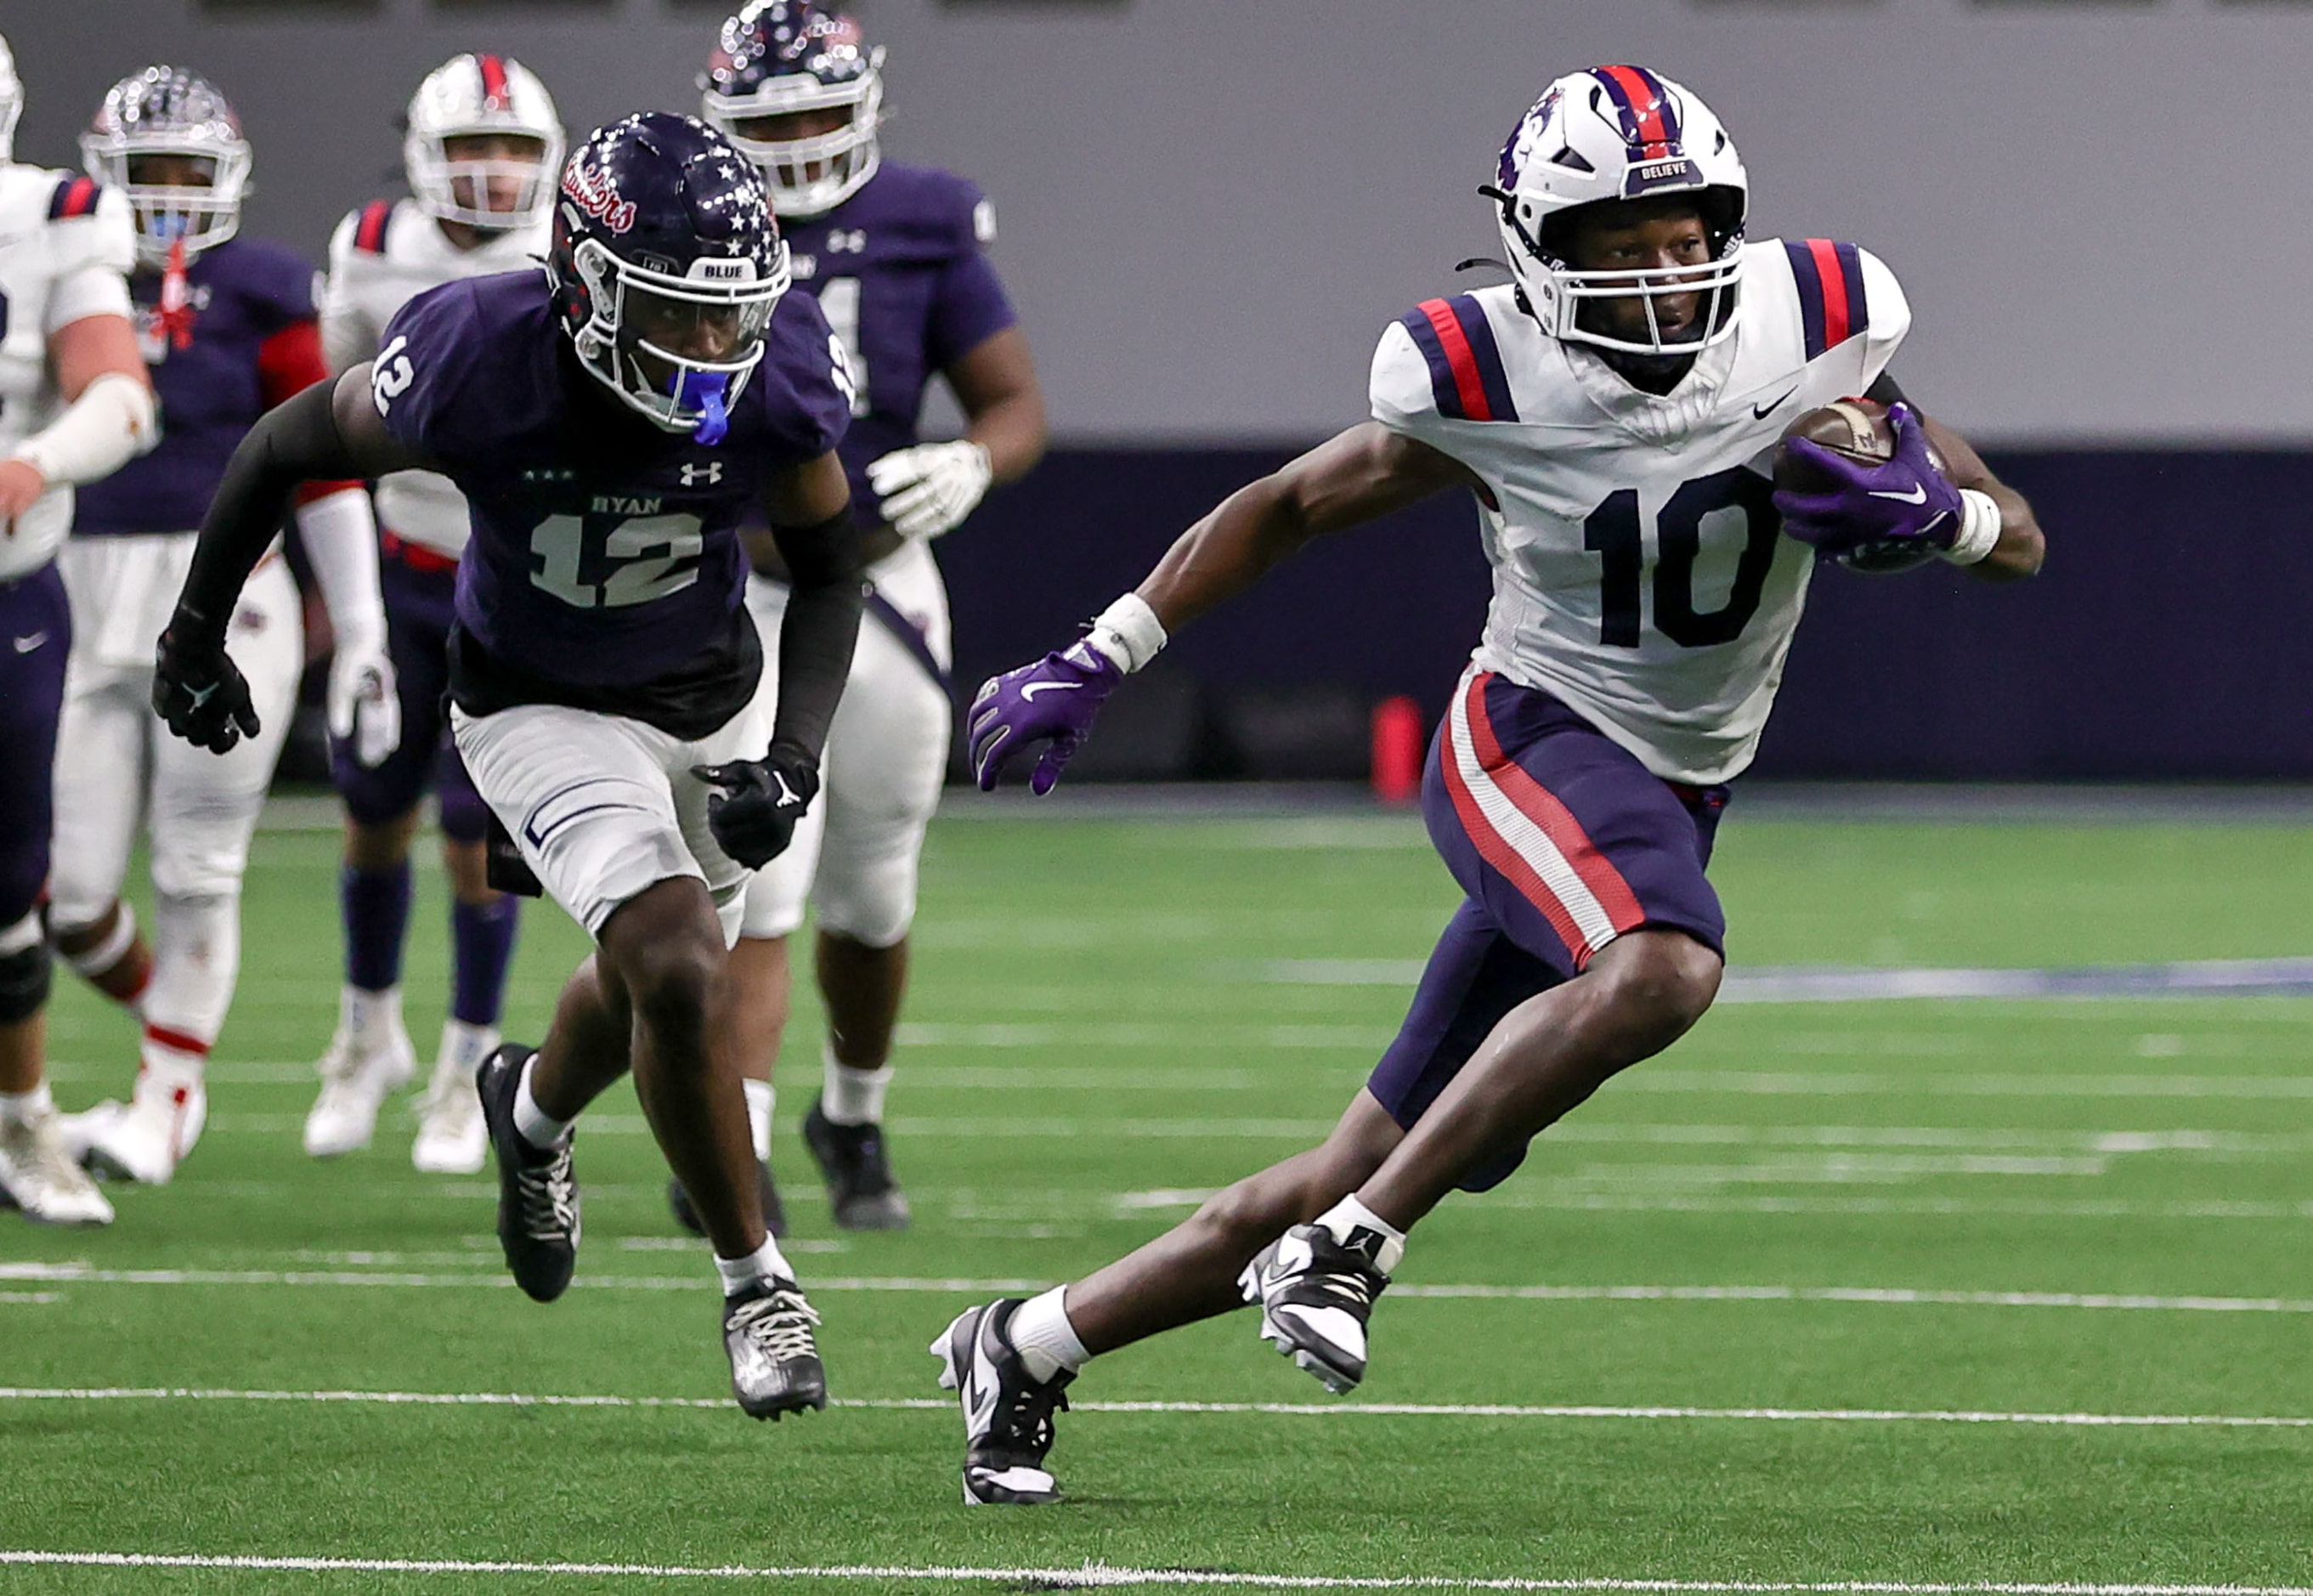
[49,535,303,1050]
[740,538,953,950]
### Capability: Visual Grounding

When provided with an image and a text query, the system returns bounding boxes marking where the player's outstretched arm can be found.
[1912,414,2044,583]
[158,365,430,755]
[969,422,1478,793]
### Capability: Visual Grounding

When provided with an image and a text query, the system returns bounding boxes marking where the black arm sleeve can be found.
[766,503,868,761]
[174,381,365,642]
[1863,371,1909,408]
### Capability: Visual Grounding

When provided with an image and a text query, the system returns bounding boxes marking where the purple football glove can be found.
[969,639,1121,795]
[1775,403,1962,557]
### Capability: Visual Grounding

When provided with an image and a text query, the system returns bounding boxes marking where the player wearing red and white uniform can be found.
[49,66,393,1186]
[0,33,158,1225]
[942,67,2046,1504]
[305,54,564,1172]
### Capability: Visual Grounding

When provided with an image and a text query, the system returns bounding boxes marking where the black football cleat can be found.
[802,1099,910,1231]
[722,1276,828,1419]
[931,1299,1072,1506]
[1237,1223,1391,1394]
[667,1157,788,1240]
[477,1044,580,1304]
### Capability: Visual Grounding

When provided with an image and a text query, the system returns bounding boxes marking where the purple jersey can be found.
[74,237,320,535]
[373,270,848,734]
[785,163,1016,516]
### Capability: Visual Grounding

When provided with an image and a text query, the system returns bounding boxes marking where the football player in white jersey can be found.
[0,31,158,1223]
[304,54,564,1172]
[936,66,2045,1504]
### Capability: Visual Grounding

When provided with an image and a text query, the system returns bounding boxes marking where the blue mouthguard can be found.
[676,370,731,446]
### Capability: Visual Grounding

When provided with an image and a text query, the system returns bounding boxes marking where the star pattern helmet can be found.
[404,53,564,231]
[550,112,792,439]
[0,33,24,165]
[1486,66,1748,359]
[81,66,253,267]
[700,0,884,219]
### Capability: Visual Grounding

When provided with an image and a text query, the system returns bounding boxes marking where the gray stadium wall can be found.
[10,2,2305,780]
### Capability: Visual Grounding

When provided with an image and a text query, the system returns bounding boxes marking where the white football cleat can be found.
[1237,1223,1392,1395]
[303,1022,417,1158]
[410,1022,495,1174]
[62,1062,208,1186]
[0,1106,115,1225]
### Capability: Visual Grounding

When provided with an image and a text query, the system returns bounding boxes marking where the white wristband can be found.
[8,370,157,487]
[1082,592,1168,674]
[1942,489,2003,566]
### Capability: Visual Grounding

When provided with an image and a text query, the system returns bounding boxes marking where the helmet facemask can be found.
[1497,187,1745,361]
[87,139,252,266]
[409,131,558,231]
[704,48,884,219]
[567,235,789,441]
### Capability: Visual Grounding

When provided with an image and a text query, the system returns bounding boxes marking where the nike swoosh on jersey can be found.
[1751,388,1798,419]
[1869,484,1930,504]
[1019,681,1080,700]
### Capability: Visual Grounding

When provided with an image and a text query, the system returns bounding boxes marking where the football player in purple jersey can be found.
[48,66,396,1188]
[0,31,158,1227]
[150,113,862,1419]
[687,0,1047,1234]
[936,67,2044,1503]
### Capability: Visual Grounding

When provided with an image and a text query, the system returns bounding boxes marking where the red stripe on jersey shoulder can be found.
[353,200,394,255]
[48,176,102,220]
[1418,298,1496,423]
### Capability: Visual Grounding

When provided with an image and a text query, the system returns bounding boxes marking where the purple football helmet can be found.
[700,0,884,218]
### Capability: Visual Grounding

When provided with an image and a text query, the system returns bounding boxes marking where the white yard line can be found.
[9,1549,2297,1591]
[4,1386,2312,1435]
[1116,1189,2313,1222]
[8,1262,2312,1317]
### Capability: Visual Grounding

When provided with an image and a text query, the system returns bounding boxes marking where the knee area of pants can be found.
[151,851,249,903]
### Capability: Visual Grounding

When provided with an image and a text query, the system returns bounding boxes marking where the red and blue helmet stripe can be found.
[1784,239,1869,359]
[1401,295,1518,424]
[477,53,512,111]
[1590,65,1682,161]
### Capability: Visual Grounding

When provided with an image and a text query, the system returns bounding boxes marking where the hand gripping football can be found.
[1773,398,1948,574]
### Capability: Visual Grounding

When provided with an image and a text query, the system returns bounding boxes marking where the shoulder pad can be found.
[1779,240,1870,360]
[352,200,396,256]
[1395,295,1518,423]
[48,175,104,222]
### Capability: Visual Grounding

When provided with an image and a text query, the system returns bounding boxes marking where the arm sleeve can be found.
[925,190,1018,371]
[765,502,866,761]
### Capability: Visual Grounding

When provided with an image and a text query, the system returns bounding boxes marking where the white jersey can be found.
[1369,239,1909,785]
[319,197,547,557]
[0,166,136,580]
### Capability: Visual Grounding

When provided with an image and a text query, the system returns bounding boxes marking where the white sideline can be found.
[2,1552,2310,1593]
[4,1385,2311,1431]
[10,1262,2313,1318]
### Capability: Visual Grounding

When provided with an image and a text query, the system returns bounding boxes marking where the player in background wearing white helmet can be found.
[0,33,159,1221]
[305,54,564,1171]
[683,0,1046,1233]
[941,67,2045,1504]
[49,65,393,1186]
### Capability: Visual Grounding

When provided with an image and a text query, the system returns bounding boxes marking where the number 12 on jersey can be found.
[529,513,705,609]
[1582,466,1781,648]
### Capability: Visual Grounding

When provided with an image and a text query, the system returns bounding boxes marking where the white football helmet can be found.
[404,54,564,231]
[82,67,254,267]
[700,1,885,219]
[0,33,24,164]
[1486,66,1748,359]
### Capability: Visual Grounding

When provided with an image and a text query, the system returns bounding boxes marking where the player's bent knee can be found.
[0,913,51,1024]
[600,882,727,1043]
[1595,929,1722,1043]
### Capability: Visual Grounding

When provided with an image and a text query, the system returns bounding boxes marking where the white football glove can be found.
[327,629,402,769]
[866,439,992,540]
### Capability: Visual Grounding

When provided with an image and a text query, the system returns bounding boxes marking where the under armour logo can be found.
[680,461,724,486]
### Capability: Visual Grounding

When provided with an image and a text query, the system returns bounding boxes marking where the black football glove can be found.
[693,744,820,870]
[153,612,260,756]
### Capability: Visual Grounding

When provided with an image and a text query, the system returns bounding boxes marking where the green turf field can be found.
[7,801,2313,1592]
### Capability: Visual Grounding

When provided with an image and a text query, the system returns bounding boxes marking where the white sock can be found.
[0,1083,54,1124]
[1315,1195,1407,1274]
[1006,1286,1089,1383]
[820,1042,891,1126]
[346,983,404,1042]
[438,1019,498,1075]
[714,1233,793,1296]
[742,1078,775,1163]
[512,1056,572,1149]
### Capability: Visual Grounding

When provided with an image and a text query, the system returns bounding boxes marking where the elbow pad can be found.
[9,371,159,485]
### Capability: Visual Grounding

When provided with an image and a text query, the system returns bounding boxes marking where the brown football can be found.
[1774,396,1943,486]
